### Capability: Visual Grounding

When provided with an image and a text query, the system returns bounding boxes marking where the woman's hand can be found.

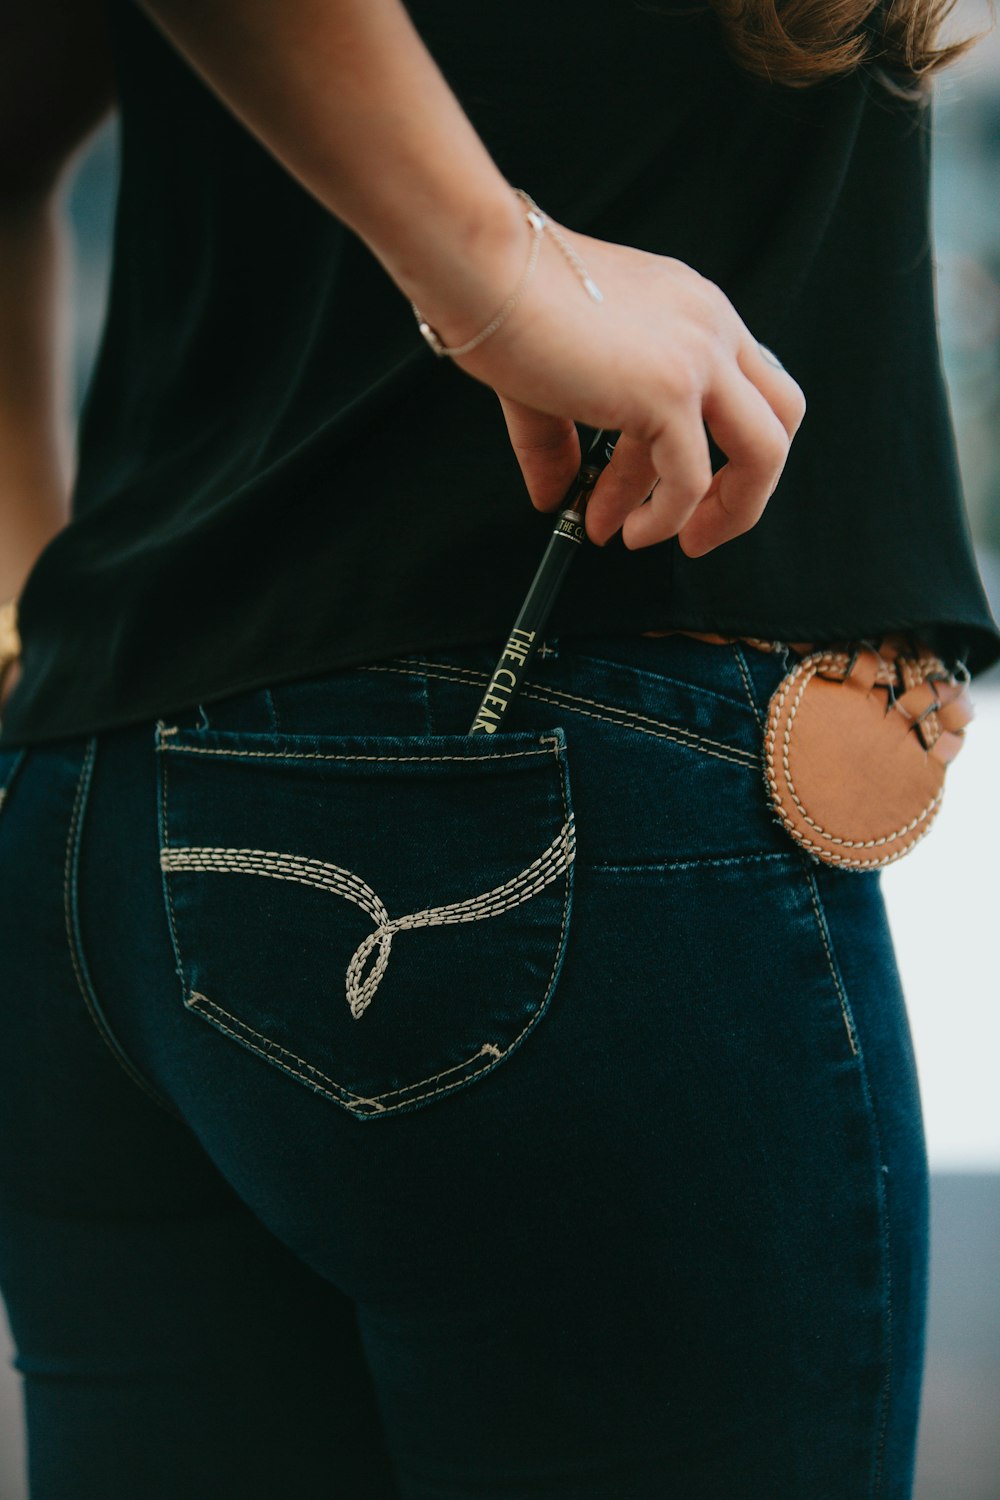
[138,0,803,556]
[437,224,806,555]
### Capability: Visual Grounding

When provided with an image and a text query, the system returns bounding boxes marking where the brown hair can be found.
[680,0,996,96]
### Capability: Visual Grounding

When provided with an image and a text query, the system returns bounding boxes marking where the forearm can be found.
[0,190,74,601]
[139,0,526,342]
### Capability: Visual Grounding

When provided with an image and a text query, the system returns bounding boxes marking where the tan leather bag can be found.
[762,635,973,869]
[642,629,974,870]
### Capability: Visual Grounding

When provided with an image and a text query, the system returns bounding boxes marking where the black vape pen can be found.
[468,427,616,735]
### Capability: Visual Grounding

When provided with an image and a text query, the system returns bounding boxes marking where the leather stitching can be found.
[764,654,943,868]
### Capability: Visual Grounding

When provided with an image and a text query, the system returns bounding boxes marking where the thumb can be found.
[497,395,581,512]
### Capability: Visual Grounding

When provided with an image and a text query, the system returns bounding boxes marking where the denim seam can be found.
[185,995,387,1106]
[731,643,766,732]
[542,651,750,713]
[185,995,501,1109]
[802,867,859,1059]
[159,729,575,1118]
[262,688,281,732]
[359,661,759,770]
[63,738,181,1118]
[159,728,196,1022]
[585,851,799,873]
[367,659,754,759]
[801,862,895,1497]
[182,894,573,1116]
[157,739,553,765]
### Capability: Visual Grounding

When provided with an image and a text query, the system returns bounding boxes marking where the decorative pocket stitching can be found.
[161,820,574,1021]
[157,729,575,1118]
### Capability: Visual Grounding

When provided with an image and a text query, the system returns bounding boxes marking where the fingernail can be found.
[757,342,785,370]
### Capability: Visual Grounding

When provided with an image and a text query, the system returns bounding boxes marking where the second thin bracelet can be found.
[410,187,604,358]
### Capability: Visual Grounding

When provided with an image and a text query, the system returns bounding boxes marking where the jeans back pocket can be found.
[156,722,574,1118]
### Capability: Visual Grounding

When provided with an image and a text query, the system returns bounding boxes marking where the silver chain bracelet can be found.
[410,187,604,358]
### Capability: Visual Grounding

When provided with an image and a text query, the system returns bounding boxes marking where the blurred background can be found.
[878,9,1000,1494]
[1,4,999,1495]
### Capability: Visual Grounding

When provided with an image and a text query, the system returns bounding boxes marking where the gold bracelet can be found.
[0,598,21,692]
[410,187,604,359]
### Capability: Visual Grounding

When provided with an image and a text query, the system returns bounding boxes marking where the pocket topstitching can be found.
[156,721,575,1118]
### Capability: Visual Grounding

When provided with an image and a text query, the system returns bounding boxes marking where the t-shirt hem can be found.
[2,608,998,749]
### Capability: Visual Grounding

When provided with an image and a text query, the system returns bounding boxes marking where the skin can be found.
[0,0,116,707]
[0,0,807,711]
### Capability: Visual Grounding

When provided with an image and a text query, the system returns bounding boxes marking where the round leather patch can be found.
[763,641,974,871]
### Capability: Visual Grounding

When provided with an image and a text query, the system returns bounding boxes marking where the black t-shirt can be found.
[2,0,998,747]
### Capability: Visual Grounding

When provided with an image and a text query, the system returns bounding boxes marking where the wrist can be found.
[407,188,605,361]
[382,180,529,350]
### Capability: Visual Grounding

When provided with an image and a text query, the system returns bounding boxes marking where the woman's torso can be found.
[1,0,997,748]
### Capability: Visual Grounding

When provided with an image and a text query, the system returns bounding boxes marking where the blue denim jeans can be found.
[0,632,928,1498]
